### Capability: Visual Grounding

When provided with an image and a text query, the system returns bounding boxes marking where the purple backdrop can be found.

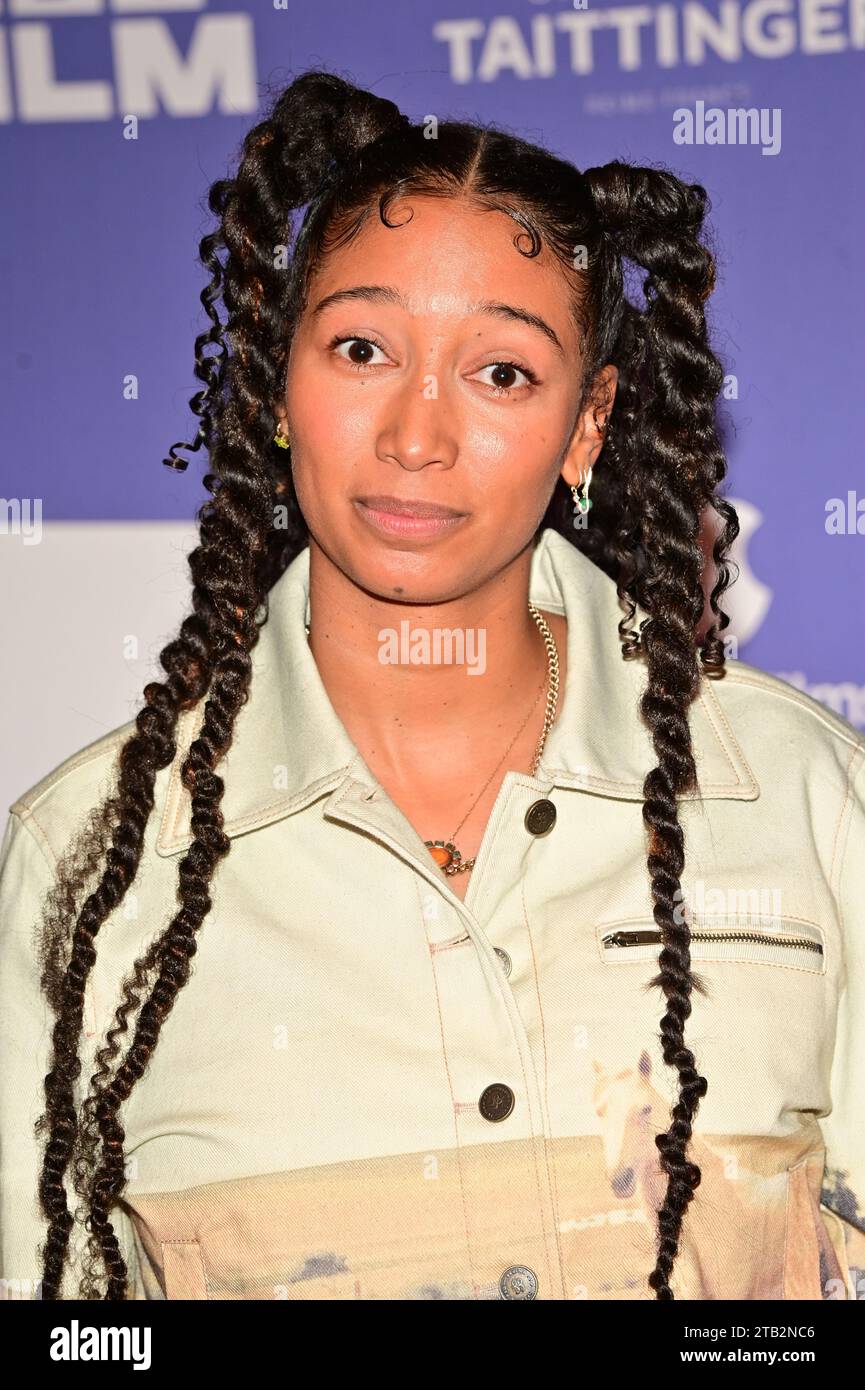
[4,0,864,726]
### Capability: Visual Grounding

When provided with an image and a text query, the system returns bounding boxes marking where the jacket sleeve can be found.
[0,808,146,1300]
[819,748,865,1299]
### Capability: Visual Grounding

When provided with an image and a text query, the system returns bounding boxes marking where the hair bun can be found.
[275,71,409,201]
[584,161,708,251]
[342,88,411,158]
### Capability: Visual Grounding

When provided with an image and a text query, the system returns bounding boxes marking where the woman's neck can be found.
[303,537,567,790]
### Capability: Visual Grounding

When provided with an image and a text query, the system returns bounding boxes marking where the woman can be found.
[1,70,862,1302]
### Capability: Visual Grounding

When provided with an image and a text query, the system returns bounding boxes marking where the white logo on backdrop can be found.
[0,0,257,122]
[5,0,864,120]
[433,1,865,84]
[723,495,865,730]
[720,495,772,647]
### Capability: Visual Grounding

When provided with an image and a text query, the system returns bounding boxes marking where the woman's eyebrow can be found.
[309,285,565,357]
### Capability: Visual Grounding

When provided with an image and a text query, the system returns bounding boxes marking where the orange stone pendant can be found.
[425,839,461,871]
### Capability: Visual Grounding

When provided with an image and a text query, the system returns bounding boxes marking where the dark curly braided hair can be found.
[34,68,738,1301]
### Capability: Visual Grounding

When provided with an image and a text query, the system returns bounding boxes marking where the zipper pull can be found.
[606,929,662,946]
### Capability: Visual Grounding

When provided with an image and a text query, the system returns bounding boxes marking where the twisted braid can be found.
[582,162,728,1296]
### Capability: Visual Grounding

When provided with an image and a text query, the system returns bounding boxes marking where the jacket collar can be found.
[155,527,759,856]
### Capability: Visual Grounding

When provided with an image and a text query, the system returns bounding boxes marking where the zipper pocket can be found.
[599,918,825,974]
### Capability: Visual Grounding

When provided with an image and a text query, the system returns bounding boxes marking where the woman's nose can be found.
[376,371,459,471]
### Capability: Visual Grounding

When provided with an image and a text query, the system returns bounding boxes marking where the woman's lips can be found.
[353,497,469,538]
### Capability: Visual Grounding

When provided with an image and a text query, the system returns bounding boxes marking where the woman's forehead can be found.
[307,201,579,337]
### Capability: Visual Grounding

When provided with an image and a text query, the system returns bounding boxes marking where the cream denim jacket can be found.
[2,527,864,1301]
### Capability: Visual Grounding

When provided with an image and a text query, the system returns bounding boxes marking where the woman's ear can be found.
[560,364,618,489]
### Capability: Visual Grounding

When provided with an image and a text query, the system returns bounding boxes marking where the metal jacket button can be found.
[524,799,556,835]
[478,1083,515,1122]
[499,1265,538,1300]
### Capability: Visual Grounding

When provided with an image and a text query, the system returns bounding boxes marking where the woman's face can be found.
[280,193,616,603]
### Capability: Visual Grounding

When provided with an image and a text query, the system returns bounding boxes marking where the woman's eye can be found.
[330,335,390,369]
[473,361,538,396]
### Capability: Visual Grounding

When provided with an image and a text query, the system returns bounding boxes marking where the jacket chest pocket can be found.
[592,913,832,1199]
[597,915,826,974]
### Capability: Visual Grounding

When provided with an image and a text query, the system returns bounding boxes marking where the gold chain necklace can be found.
[425,602,560,876]
[304,601,560,878]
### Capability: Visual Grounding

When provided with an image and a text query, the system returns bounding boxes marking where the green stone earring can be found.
[572,465,593,514]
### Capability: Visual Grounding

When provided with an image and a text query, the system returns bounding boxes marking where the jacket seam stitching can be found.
[10,806,58,870]
[412,873,478,1295]
[829,741,865,903]
[717,675,865,753]
[828,742,865,995]
[10,724,135,818]
[415,779,556,1297]
[160,1238,210,1299]
[697,683,755,787]
[600,912,825,930]
[157,706,194,849]
[472,777,555,1297]
[159,760,358,850]
[521,872,568,1300]
[782,1152,818,1299]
